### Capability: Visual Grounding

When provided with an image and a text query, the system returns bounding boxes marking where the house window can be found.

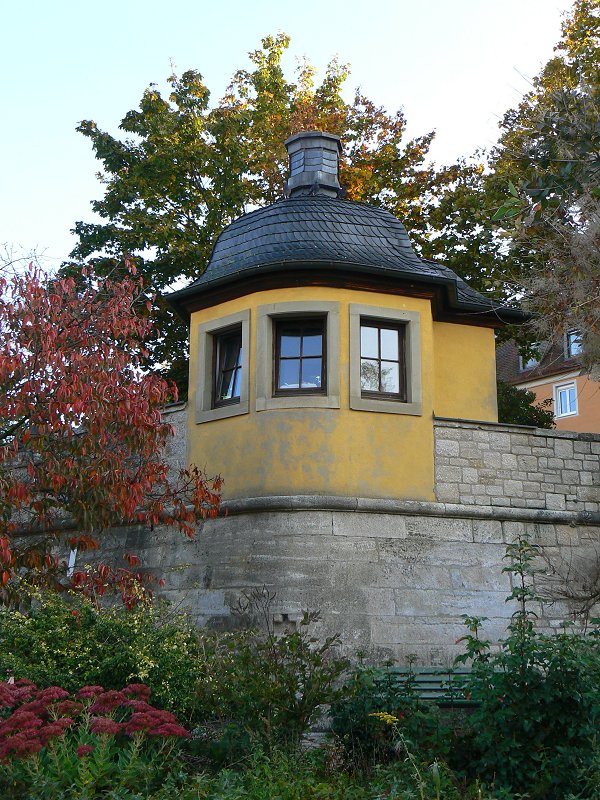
[196,310,250,423]
[256,301,340,411]
[554,381,578,418]
[349,304,422,416]
[566,330,583,359]
[274,318,326,394]
[214,328,243,406]
[360,320,406,401]
[519,344,543,371]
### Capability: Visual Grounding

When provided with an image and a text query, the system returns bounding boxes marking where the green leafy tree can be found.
[490,0,600,370]
[70,34,509,394]
[496,381,555,428]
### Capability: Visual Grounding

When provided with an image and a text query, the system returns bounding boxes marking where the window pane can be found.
[381,362,400,393]
[218,369,236,401]
[302,333,323,357]
[280,332,301,357]
[279,359,300,389]
[380,328,399,360]
[232,367,241,399]
[360,326,379,359]
[567,331,583,357]
[568,387,577,413]
[360,359,379,391]
[301,357,322,388]
[220,334,242,371]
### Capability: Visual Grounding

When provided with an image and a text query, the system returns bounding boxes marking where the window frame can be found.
[359,318,407,402]
[213,326,244,408]
[273,317,327,396]
[553,380,578,418]
[565,330,583,359]
[349,304,422,416]
[196,310,250,424]
[256,301,340,411]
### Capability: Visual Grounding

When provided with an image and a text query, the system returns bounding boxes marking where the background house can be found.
[496,337,600,433]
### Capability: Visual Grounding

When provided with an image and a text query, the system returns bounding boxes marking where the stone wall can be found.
[72,407,600,665]
[434,417,599,515]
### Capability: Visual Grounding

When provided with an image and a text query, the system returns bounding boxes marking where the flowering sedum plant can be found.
[0,679,189,798]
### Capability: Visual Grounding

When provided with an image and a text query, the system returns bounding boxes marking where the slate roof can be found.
[169,194,524,321]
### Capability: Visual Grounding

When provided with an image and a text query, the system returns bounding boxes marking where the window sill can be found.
[350,394,422,416]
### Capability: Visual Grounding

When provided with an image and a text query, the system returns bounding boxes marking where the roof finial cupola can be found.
[284,131,343,198]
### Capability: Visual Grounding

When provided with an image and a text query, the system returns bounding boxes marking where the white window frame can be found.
[349,304,422,416]
[553,380,578,418]
[256,301,340,411]
[196,310,250,423]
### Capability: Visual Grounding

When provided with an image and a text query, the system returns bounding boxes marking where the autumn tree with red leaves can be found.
[0,262,221,606]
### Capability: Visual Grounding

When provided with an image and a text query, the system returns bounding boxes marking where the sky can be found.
[1,0,574,268]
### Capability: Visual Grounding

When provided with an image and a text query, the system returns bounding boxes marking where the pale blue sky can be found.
[1,0,573,266]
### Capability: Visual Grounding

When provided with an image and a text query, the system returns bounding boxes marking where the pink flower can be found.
[89,717,123,735]
[38,686,70,703]
[76,685,105,700]
[148,722,190,738]
[0,733,43,760]
[76,744,94,758]
[88,690,127,713]
[55,700,83,716]
[127,699,153,712]
[123,683,151,700]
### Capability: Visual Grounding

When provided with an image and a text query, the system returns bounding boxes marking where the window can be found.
[256,301,340,411]
[214,328,243,406]
[566,330,583,359]
[349,304,421,416]
[274,318,326,394]
[519,344,543,372]
[360,320,406,401]
[554,381,578,418]
[196,310,250,423]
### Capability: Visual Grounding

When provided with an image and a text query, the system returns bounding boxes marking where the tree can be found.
[0,261,221,607]
[496,381,555,428]
[489,0,600,372]
[70,34,510,394]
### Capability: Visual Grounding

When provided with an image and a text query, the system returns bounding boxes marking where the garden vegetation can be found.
[1,538,599,799]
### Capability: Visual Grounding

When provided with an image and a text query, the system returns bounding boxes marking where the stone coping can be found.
[220,495,600,526]
[434,416,600,441]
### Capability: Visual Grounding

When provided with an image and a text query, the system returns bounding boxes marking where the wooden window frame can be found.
[256,301,340,412]
[196,309,250,424]
[212,325,243,408]
[349,304,422,416]
[359,318,407,402]
[273,316,327,397]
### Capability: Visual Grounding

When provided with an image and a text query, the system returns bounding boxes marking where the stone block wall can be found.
[434,418,599,514]
[58,406,600,664]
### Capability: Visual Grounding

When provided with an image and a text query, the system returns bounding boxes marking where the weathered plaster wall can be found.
[187,287,498,503]
[100,406,600,665]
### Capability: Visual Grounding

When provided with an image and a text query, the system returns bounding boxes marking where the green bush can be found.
[0,590,202,719]
[330,664,451,769]
[190,612,347,763]
[456,538,600,799]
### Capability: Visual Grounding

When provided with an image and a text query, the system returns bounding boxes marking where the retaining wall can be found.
[92,409,600,664]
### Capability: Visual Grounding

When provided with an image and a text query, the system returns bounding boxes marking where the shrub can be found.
[0,590,202,719]
[456,538,600,799]
[0,679,189,799]
[190,611,347,763]
[330,663,451,769]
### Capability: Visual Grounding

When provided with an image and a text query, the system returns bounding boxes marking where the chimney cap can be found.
[284,130,342,151]
[284,130,343,197]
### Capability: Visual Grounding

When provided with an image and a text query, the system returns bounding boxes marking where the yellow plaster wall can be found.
[188,287,497,501]
[433,322,498,422]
